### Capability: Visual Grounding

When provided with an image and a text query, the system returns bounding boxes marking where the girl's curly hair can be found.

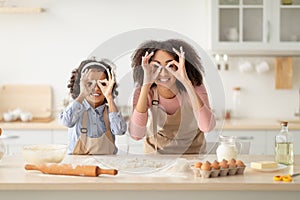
[131,39,204,91]
[67,59,118,102]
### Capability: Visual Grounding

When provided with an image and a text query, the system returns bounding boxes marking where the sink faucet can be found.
[295,88,300,118]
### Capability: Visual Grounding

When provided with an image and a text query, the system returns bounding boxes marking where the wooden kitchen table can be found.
[0,154,299,200]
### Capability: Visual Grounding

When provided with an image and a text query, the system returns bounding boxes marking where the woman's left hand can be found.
[97,68,115,99]
[166,47,190,84]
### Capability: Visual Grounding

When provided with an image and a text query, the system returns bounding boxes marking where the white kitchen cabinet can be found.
[1,130,52,155]
[220,130,267,154]
[211,0,300,55]
[51,130,68,145]
[115,132,144,155]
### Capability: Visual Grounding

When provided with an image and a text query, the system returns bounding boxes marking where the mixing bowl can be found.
[22,144,67,165]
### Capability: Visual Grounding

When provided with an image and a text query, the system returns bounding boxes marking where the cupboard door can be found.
[211,0,268,53]
[211,0,300,54]
[293,130,300,155]
[52,130,68,145]
[1,130,52,155]
[272,0,300,52]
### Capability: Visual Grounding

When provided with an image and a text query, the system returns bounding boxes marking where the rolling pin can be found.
[25,163,118,177]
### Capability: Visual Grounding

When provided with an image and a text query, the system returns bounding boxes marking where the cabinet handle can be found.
[0,135,19,139]
[267,20,271,43]
[236,136,254,140]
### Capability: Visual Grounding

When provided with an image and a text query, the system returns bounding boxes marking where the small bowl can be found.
[22,144,67,165]
[20,112,33,122]
[3,112,13,122]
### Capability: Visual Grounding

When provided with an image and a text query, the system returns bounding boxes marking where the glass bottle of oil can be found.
[275,121,294,165]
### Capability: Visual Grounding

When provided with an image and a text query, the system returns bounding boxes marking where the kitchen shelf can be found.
[0,7,45,13]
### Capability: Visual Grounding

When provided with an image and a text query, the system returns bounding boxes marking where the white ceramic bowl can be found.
[3,112,13,122]
[20,112,33,122]
[22,144,67,165]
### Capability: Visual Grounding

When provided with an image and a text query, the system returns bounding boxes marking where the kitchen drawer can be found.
[1,130,52,155]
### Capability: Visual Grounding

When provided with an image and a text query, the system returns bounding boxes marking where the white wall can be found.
[0,0,299,120]
[220,57,300,119]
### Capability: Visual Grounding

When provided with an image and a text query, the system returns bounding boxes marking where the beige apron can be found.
[73,106,116,155]
[145,88,206,154]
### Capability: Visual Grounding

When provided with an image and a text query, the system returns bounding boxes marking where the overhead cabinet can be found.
[211,0,300,55]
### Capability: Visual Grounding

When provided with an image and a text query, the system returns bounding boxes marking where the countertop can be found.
[220,118,300,130]
[1,118,300,131]
[0,154,299,191]
[0,118,67,130]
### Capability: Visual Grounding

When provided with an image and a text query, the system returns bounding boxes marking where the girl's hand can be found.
[97,68,115,99]
[80,69,96,97]
[166,47,190,84]
[141,51,162,85]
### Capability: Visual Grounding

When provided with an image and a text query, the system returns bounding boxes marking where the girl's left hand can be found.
[166,47,189,84]
[97,68,115,99]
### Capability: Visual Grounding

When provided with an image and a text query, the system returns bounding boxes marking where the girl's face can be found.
[85,69,107,108]
[150,50,177,89]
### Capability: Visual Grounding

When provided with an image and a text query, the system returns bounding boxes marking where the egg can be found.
[211,160,220,170]
[227,158,236,164]
[219,159,229,169]
[228,159,237,168]
[236,160,245,167]
[194,162,202,168]
[201,161,211,171]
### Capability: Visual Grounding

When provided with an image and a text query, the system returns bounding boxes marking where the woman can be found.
[129,39,215,154]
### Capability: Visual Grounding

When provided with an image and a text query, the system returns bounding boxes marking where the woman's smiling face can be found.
[85,69,107,108]
[150,50,177,89]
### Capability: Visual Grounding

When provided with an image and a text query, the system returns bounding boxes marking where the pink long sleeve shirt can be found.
[129,84,216,139]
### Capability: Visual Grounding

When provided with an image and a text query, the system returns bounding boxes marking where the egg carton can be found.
[192,166,246,178]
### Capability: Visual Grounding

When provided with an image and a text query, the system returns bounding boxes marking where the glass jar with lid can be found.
[232,87,241,118]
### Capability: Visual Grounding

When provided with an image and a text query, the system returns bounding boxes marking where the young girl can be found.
[59,59,127,155]
[129,39,216,154]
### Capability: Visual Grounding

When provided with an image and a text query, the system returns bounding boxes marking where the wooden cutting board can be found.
[274,57,293,89]
[0,84,53,121]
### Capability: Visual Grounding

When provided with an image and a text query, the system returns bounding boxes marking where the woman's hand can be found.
[97,68,115,99]
[80,69,96,97]
[141,51,162,85]
[166,47,190,84]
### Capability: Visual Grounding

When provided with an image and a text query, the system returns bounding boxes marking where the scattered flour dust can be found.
[62,155,193,175]
[95,156,172,173]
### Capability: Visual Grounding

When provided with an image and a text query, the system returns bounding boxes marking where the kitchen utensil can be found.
[20,112,33,122]
[22,144,67,165]
[25,163,118,177]
[216,135,242,162]
[225,27,239,41]
[239,61,253,72]
[274,57,293,89]
[255,61,270,74]
[273,173,300,182]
